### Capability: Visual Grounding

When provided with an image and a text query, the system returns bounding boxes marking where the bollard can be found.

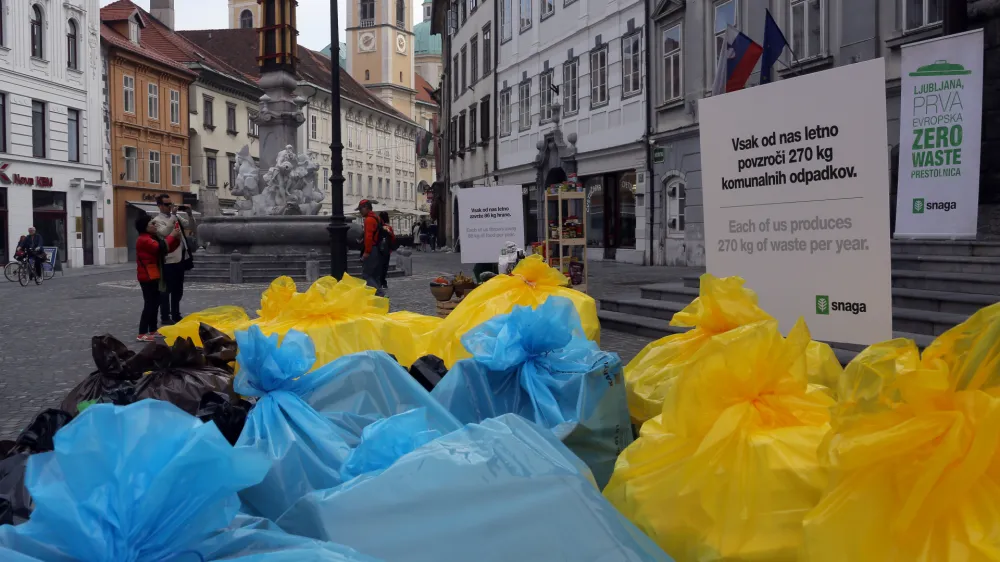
[305,250,320,283]
[396,247,413,277]
[230,250,243,284]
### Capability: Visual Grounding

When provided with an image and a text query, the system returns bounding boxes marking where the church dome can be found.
[414,20,441,56]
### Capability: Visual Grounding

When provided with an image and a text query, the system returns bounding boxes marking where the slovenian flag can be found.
[712,26,764,95]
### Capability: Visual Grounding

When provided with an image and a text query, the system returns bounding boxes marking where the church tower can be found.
[345,0,416,120]
[229,0,261,30]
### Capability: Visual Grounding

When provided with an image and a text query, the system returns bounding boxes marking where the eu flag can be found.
[761,9,790,84]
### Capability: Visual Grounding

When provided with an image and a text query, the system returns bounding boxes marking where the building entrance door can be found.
[82,201,95,266]
[0,188,7,265]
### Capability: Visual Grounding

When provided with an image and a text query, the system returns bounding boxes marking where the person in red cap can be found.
[357,199,386,295]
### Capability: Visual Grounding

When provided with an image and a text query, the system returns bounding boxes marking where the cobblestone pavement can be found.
[0,251,697,438]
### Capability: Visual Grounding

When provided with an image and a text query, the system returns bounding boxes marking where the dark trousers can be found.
[379,252,391,288]
[361,248,384,295]
[139,280,160,334]
[159,262,185,321]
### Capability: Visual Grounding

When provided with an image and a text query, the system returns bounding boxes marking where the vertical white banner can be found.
[699,59,893,346]
[457,185,525,264]
[895,29,984,239]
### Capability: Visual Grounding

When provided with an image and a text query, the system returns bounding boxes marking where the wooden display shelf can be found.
[435,297,463,318]
[547,238,586,246]
[546,191,586,200]
[544,184,589,294]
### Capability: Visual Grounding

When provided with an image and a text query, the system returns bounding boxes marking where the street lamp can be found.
[327,2,348,280]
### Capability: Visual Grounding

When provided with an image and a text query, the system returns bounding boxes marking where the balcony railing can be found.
[360,18,375,28]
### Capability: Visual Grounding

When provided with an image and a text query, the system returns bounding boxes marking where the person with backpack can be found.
[357,200,386,296]
[378,211,397,290]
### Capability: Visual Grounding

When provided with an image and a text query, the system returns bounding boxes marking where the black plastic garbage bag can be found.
[408,355,448,391]
[200,323,238,372]
[60,335,142,414]
[0,453,31,525]
[196,391,252,446]
[8,410,73,456]
[130,337,234,415]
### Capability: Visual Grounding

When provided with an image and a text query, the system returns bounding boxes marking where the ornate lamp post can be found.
[326,2,348,279]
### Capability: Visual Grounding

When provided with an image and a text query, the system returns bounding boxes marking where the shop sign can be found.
[0,162,53,187]
[653,148,665,164]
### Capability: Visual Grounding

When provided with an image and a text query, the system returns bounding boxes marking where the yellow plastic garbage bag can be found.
[605,319,833,561]
[429,255,599,367]
[254,274,440,369]
[803,302,1000,562]
[624,274,775,424]
[159,306,252,346]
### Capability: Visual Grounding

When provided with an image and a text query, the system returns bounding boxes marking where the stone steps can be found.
[891,254,1000,275]
[891,240,1000,257]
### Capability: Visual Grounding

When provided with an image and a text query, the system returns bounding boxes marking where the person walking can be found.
[135,214,181,342]
[357,200,385,295]
[428,221,439,252]
[418,221,429,252]
[151,193,191,325]
[378,211,396,290]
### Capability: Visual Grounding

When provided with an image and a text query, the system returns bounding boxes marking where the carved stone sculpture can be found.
[231,144,323,216]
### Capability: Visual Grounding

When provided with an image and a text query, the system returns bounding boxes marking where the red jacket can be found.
[363,213,381,255]
[136,232,180,282]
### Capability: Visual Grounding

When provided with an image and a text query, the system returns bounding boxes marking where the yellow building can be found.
[345,0,417,121]
[228,0,259,29]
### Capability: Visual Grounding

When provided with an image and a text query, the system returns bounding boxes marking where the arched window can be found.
[67,19,78,70]
[396,0,405,27]
[239,9,253,29]
[365,69,370,81]
[30,5,43,59]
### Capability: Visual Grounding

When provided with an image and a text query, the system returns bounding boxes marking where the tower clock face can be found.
[359,32,376,52]
[396,34,407,54]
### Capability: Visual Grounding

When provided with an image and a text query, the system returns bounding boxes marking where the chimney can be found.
[150,0,175,30]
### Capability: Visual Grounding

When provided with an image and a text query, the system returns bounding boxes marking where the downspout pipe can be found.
[644,0,655,266]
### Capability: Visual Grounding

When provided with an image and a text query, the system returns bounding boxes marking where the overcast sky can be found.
[102,0,426,52]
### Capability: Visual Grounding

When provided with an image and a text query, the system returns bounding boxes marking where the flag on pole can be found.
[711,26,764,95]
[761,9,790,84]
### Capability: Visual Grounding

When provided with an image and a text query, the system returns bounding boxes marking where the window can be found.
[169,90,181,124]
[227,103,237,133]
[470,36,478,84]
[499,88,511,136]
[206,154,217,187]
[518,81,530,130]
[482,25,492,75]
[248,111,259,137]
[203,96,214,128]
[662,24,682,102]
[67,20,78,70]
[903,0,942,31]
[790,0,822,59]
[30,5,42,59]
[453,55,460,99]
[450,117,457,153]
[124,147,137,181]
[0,0,4,47]
[378,178,383,198]
[123,75,135,113]
[519,0,532,31]
[501,0,512,42]
[562,58,579,114]
[347,172,353,195]
[397,0,406,27]
[424,4,431,19]
[396,180,401,199]
[539,71,553,122]
[171,154,181,186]
[148,150,160,185]
[240,9,253,28]
[460,46,467,91]
[541,0,554,20]
[665,179,686,232]
[128,15,140,43]
[480,96,491,142]
[0,94,5,153]
[360,0,375,26]
[714,0,738,66]
[623,32,642,97]
[148,83,159,120]
[461,0,467,23]
[31,100,45,158]
[367,176,373,197]
[67,108,79,162]
[469,105,477,146]
[323,168,328,192]
[459,110,467,149]
[590,47,608,107]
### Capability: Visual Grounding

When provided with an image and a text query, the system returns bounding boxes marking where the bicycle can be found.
[4,253,28,283]
[15,251,46,287]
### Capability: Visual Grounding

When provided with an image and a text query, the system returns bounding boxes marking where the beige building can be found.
[345,0,418,120]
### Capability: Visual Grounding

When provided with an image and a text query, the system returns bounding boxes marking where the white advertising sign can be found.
[699,59,893,346]
[457,185,525,264]
[895,29,984,239]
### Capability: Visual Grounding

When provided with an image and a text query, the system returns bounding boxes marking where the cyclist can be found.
[23,227,44,279]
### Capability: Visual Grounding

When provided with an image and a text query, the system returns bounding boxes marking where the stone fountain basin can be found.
[197,215,363,255]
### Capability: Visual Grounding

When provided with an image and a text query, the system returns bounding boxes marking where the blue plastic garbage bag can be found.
[431,296,632,488]
[234,326,461,520]
[277,414,672,562]
[0,399,380,562]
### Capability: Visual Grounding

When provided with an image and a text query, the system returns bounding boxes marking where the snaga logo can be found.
[815,295,867,316]
[912,198,957,213]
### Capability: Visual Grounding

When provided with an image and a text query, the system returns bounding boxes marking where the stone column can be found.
[256,75,307,172]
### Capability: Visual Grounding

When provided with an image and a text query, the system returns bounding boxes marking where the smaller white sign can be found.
[457,185,525,264]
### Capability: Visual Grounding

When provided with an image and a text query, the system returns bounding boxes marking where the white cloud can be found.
[101,0,424,52]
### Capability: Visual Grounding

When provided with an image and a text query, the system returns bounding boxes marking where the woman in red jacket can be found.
[135,214,181,342]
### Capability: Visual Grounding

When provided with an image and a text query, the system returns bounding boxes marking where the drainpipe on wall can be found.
[644,0,655,266]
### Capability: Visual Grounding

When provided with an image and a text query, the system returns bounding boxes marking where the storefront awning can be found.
[347,205,428,218]
[127,201,202,217]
